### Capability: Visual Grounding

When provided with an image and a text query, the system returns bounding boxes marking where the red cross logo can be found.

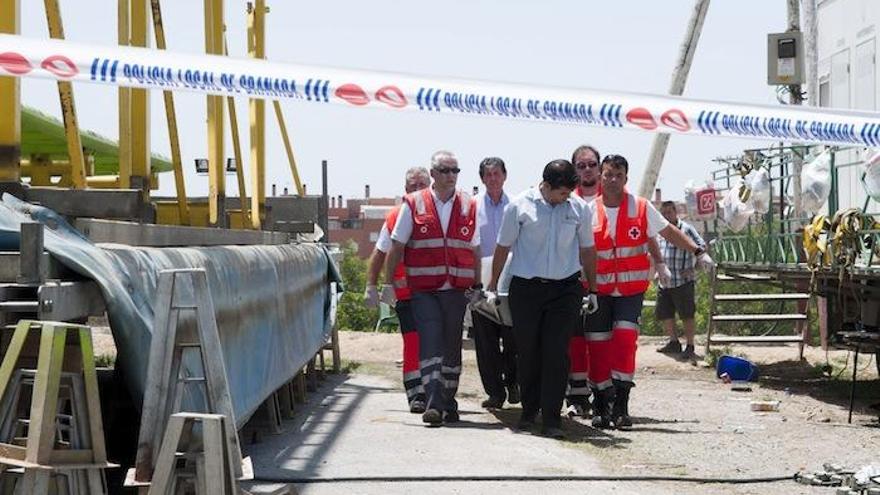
[628,226,641,240]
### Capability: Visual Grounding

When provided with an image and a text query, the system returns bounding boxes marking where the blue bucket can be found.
[716,355,759,382]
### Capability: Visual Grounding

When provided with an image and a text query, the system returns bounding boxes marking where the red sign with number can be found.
[695,188,716,216]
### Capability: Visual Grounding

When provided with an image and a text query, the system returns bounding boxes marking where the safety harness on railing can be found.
[803,209,879,291]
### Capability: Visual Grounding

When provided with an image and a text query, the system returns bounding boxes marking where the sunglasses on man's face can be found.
[435,167,461,175]
[575,160,599,170]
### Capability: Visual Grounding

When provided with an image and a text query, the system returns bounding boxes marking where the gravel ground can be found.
[340,330,880,495]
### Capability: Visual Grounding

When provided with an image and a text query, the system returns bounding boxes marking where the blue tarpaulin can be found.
[0,193,340,427]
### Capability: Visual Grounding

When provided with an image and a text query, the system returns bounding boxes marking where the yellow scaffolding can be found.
[117,0,132,188]
[205,0,225,227]
[150,0,190,225]
[0,0,20,183]
[130,0,151,194]
[43,0,87,189]
[247,0,266,229]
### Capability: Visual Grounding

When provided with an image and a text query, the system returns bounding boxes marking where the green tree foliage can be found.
[336,240,379,331]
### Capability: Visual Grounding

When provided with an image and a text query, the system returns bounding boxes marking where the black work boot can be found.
[612,382,633,431]
[590,388,614,429]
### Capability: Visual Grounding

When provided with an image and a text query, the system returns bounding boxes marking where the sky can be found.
[18,0,792,202]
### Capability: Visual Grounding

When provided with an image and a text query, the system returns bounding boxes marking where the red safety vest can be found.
[403,188,477,292]
[593,193,650,296]
[384,207,411,301]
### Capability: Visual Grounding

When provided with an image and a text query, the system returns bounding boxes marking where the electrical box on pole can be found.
[767,31,805,85]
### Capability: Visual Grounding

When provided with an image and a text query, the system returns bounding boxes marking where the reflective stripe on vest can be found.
[403,188,477,292]
[594,193,650,296]
[385,206,411,301]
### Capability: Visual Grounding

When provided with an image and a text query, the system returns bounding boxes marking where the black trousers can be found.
[508,275,582,428]
[472,311,517,400]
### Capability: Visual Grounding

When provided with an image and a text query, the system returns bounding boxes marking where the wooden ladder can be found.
[706,270,811,359]
[130,269,246,489]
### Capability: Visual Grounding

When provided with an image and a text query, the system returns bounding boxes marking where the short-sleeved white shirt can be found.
[497,187,594,280]
[375,221,392,253]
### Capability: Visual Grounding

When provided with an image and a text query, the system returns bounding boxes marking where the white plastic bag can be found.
[744,168,771,214]
[801,148,832,214]
[719,178,754,232]
[684,177,716,220]
[860,149,880,202]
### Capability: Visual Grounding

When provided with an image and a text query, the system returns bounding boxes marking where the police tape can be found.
[3,33,880,147]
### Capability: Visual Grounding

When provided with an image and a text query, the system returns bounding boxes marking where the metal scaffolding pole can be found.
[0,0,20,185]
[248,0,266,229]
[117,0,132,189]
[130,0,151,196]
[150,0,191,225]
[225,37,252,228]
[44,0,87,189]
[637,0,710,200]
[205,0,225,227]
[273,101,305,197]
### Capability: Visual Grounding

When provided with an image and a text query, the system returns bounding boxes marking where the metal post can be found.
[205,0,225,227]
[150,0,191,225]
[0,0,21,185]
[117,0,132,189]
[43,0,87,189]
[788,0,805,221]
[18,222,44,284]
[225,37,251,228]
[130,0,151,196]
[321,160,329,242]
[637,0,711,199]
[248,0,266,229]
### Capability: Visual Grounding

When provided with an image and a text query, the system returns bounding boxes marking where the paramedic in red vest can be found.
[587,154,713,430]
[384,150,482,426]
[489,160,597,439]
[364,166,431,413]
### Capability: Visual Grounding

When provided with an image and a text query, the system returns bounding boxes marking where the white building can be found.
[817,0,878,209]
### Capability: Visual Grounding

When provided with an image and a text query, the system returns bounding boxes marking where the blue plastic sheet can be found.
[0,194,340,426]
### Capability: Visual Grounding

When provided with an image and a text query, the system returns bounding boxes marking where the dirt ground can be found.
[340,330,880,495]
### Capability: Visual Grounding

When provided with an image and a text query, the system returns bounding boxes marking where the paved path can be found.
[243,373,674,494]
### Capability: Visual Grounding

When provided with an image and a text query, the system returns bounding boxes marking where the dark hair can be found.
[601,154,629,174]
[571,145,600,165]
[661,200,677,210]
[479,157,507,178]
[542,159,579,190]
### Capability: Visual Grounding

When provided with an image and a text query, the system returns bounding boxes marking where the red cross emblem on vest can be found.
[628,226,641,240]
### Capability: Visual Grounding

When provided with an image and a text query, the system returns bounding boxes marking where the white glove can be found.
[379,284,397,306]
[696,252,716,271]
[581,293,599,315]
[363,284,379,308]
[656,262,673,288]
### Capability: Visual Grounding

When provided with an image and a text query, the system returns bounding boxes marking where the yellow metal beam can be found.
[117,0,131,188]
[247,0,266,229]
[130,0,150,193]
[224,38,251,228]
[205,0,225,227]
[0,0,20,183]
[150,0,191,225]
[43,0,87,189]
[273,101,304,196]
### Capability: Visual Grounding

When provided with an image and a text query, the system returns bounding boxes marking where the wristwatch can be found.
[693,246,706,257]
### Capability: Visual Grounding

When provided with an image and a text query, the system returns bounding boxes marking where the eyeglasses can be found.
[575,160,599,170]
[435,167,461,175]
